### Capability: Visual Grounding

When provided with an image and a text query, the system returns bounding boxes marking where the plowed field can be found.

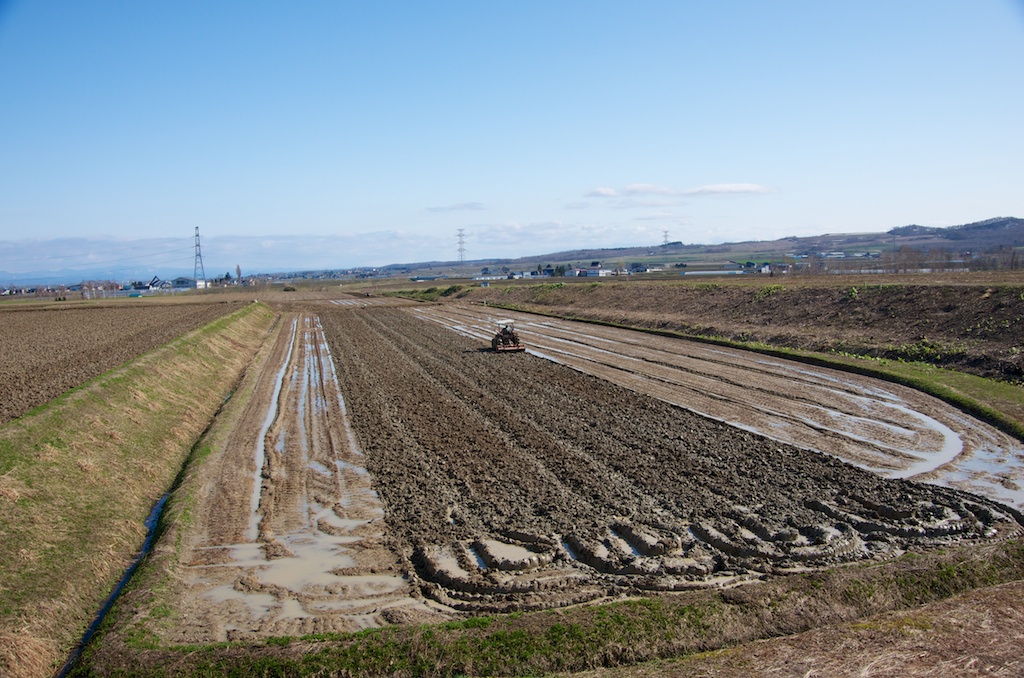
[413,303,1024,510]
[153,299,1022,644]
[0,300,246,424]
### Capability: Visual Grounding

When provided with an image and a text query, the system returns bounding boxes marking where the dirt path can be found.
[412,303,1024,510]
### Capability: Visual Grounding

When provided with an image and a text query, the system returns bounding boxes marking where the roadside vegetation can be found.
[384,284,469,302]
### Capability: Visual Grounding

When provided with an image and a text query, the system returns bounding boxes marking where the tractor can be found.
[491,320,525,352]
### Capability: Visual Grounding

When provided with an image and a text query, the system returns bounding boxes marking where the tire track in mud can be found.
[413,304,1024,510]
[322,307,1022,614]
[167,312,443,643]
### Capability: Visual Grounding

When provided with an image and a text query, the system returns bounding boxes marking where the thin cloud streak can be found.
[586,182,773,198]
[426,202,487,213]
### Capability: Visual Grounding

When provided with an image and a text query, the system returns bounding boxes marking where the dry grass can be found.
[0,629,59,678]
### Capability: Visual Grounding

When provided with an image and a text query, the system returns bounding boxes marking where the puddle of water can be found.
[477,539,545,569]
[203,585,276,619]
[335,459,370,475]
[608,530,643,557]
[317,510,371,532]
[247,318,299,542]
[561,539,580,561]
[468,545,489,570]
[309,460,332,477]
[432,549,474,579]
[258,533,359,590]
[276,598,313,620]
[938,443,1024,508]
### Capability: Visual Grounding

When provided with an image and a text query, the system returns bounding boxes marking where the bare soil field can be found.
[143,307,445,646]
[0,280,1007,676]
[0,299,246,424]
[98,301,1020,644]
[323,308,1021,609]
[461,276,1024,382]
[412,304,1024,511]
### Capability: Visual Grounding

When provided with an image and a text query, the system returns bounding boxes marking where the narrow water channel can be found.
[57,493,169,677]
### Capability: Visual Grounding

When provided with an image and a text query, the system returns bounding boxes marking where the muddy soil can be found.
[413,304,1024,511]
[158,307,448,644]
[0,300,246,424]
[318,307,1020,613]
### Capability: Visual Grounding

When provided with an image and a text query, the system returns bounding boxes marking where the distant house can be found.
[172,277,197,290]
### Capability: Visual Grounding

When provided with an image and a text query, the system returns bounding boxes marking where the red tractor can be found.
[491,320,526,352]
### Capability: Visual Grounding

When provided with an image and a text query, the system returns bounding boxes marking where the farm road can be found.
[412,303,1024,510]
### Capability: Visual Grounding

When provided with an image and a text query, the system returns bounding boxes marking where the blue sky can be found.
[1,1,1023,280]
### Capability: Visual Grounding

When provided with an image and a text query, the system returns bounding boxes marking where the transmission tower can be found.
[662,230,669,246]
[456,228,466,264]
[193,227,207,285]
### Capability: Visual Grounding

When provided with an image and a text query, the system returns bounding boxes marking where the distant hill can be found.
[380,216,1024,274]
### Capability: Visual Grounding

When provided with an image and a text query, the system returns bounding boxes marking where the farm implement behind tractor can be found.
[491,320,526,352]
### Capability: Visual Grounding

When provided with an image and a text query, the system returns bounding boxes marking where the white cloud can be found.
[426,201,486,213]
[586,182,773,199]
[610,198,681,210]
[465,220,663,256]
[681,183,774,195]
[624,183,679,196]
[634,212,675,221]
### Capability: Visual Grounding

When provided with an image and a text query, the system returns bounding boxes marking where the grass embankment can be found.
[0,302,277,678]
[384,284,469,303]
[73,541,1024,676]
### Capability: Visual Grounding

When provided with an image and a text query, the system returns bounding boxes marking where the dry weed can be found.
[0,628,60,678]
[0,470,30,503]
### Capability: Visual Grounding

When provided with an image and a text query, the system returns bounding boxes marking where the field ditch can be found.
[0,302,275,678]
